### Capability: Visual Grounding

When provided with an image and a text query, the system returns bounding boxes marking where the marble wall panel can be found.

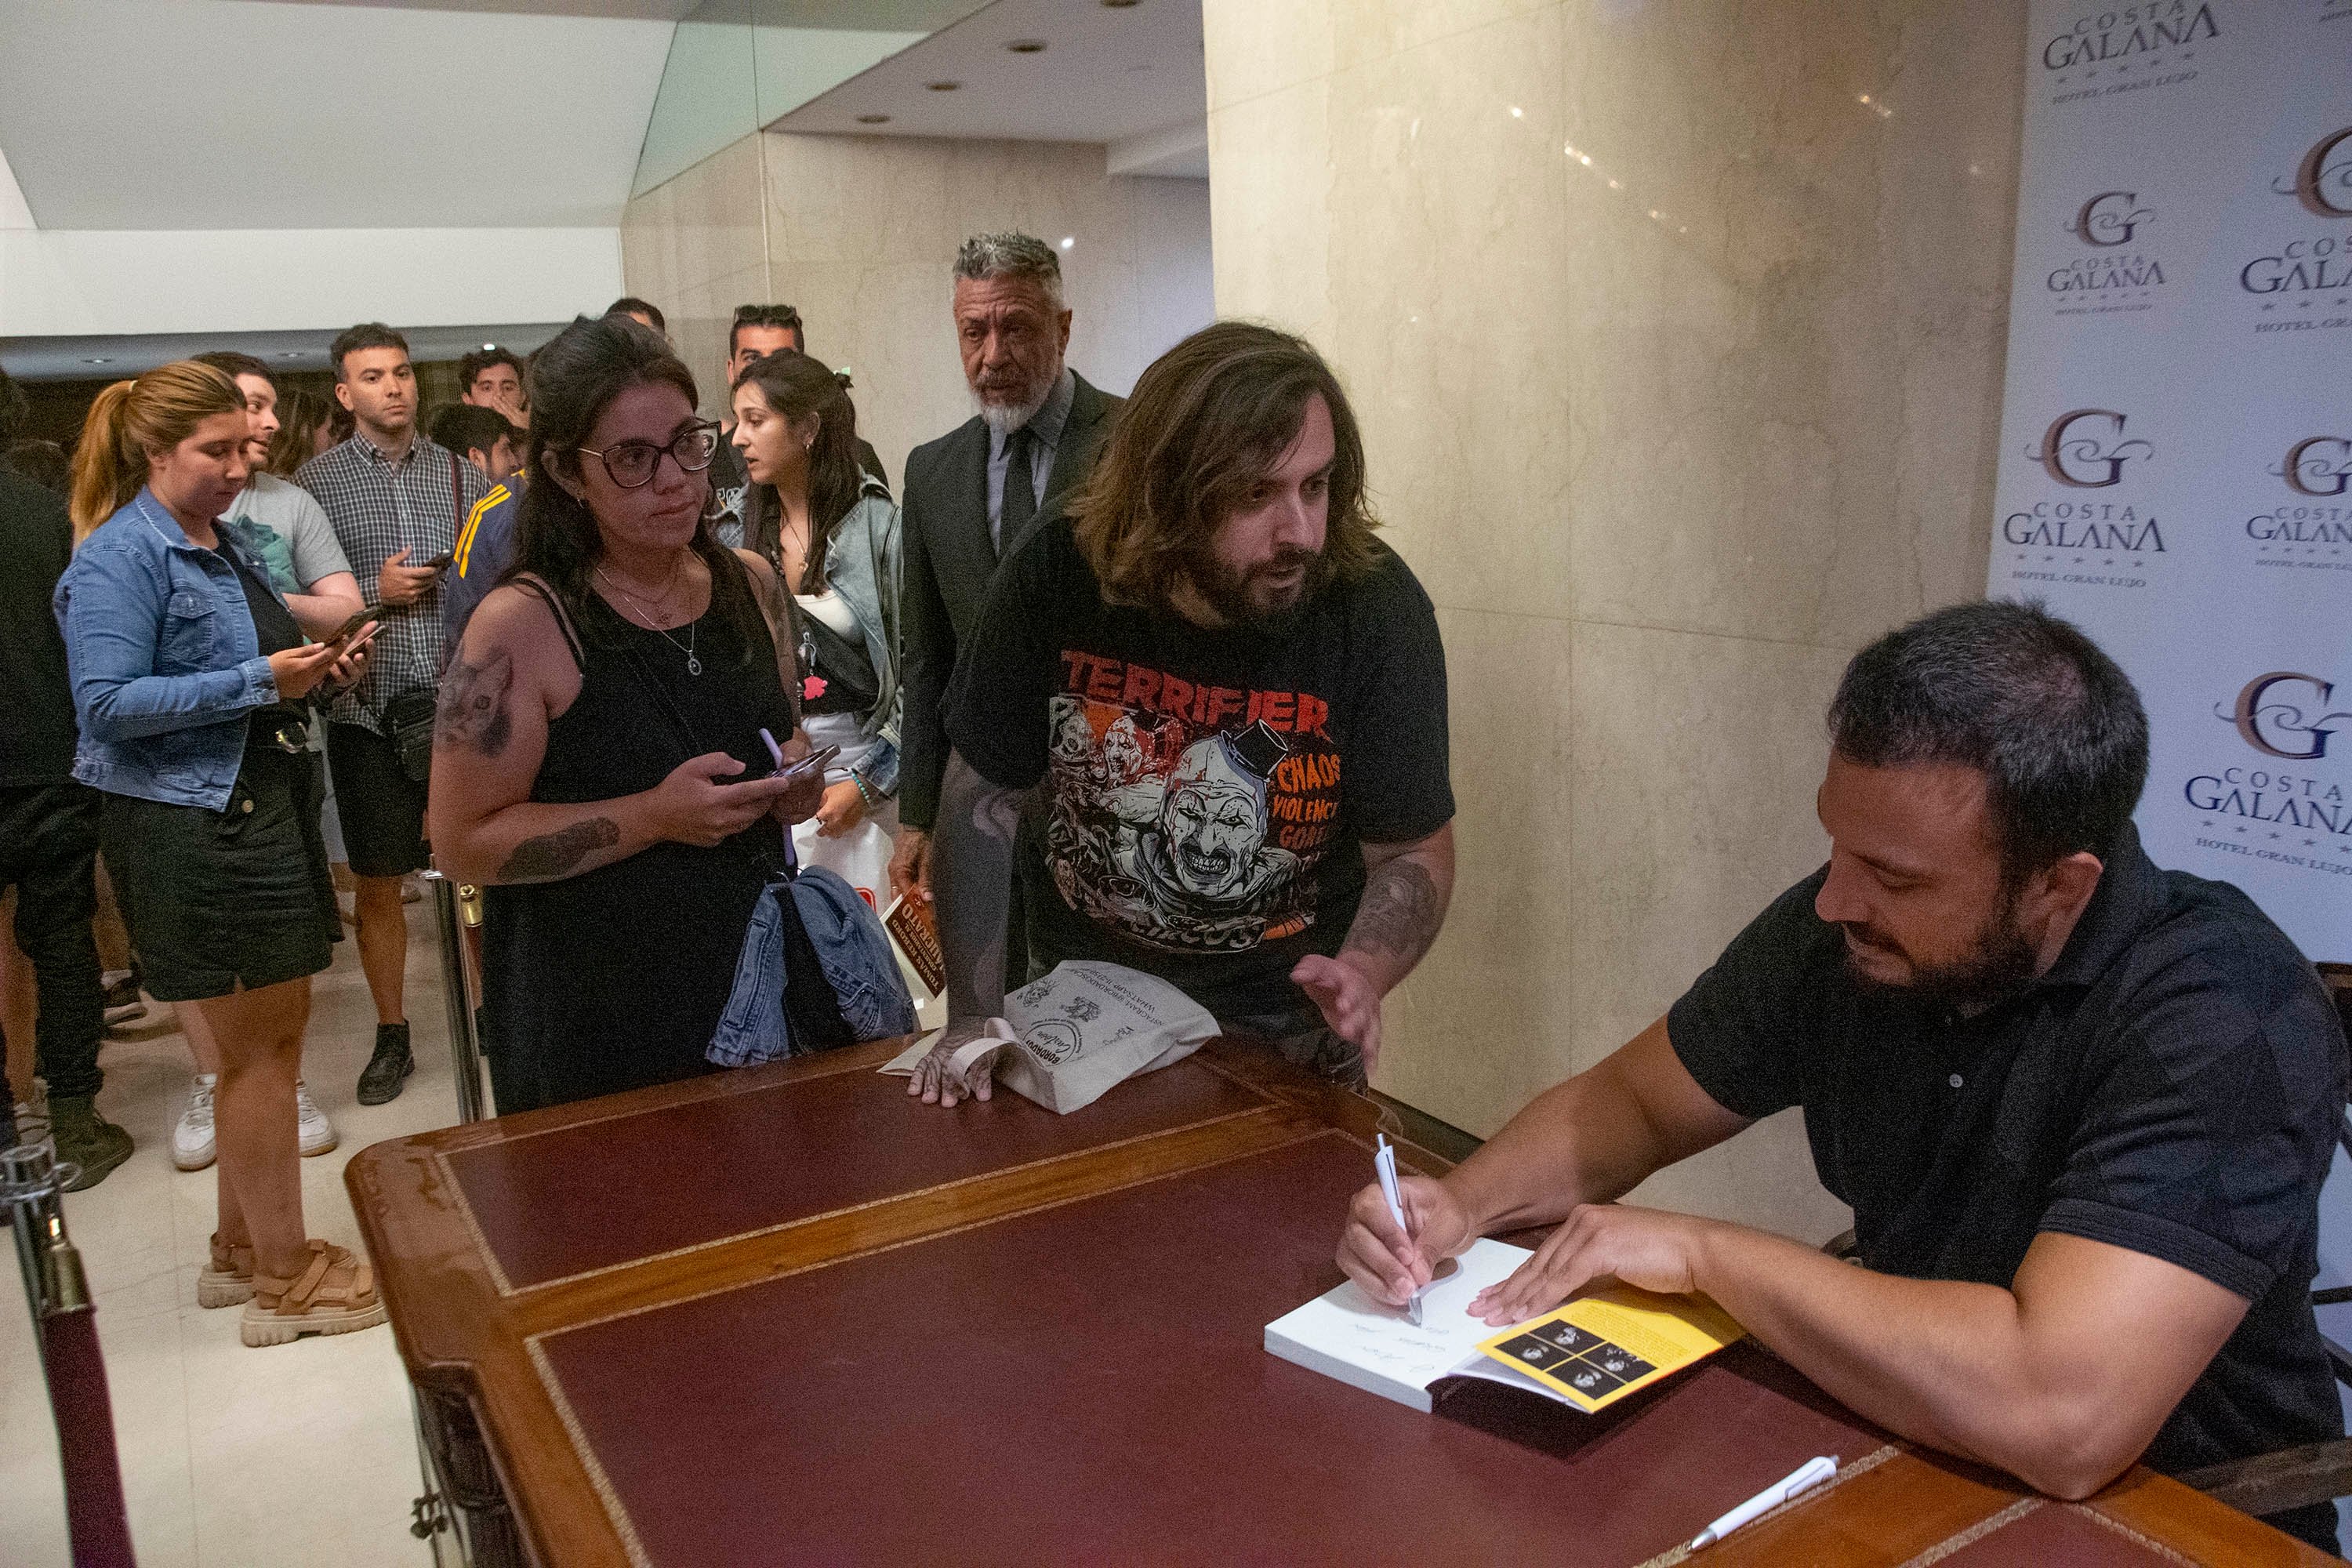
[668,261,771,419]
[1378,606,1577,1134]
[1207,0,2024,1235]
[1563,617,1849,1065]
[619,133,768,315]
[1323,8,1571,616]
[757,132,1214,481]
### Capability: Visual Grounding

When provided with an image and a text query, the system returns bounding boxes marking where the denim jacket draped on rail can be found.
[53,488,291,811]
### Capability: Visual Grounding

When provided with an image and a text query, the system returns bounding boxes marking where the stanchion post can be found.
[425,868,487,1127]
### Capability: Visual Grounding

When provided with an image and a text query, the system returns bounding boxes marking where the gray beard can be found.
[973,373,1056,437]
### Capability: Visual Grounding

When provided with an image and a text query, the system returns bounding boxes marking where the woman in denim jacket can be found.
[56,361,381,1348]
[731,351,902,887]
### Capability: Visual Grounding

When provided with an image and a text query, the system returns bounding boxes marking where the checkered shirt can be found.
[296,435,491,732]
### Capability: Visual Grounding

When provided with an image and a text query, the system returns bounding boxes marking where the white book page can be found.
[1263,1238,1534,1410]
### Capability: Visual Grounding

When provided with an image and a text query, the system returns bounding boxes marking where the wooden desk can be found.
[347,1040,2338,1566]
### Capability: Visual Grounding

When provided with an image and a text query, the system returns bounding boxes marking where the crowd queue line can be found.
[0,230,2343,1552]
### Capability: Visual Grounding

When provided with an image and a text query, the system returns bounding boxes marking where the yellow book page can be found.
[1473,1287,1745,1413]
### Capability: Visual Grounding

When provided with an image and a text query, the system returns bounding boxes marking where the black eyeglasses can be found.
[575,421,722,489]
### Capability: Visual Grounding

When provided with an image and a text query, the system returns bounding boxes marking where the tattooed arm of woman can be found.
[426,579,800,885]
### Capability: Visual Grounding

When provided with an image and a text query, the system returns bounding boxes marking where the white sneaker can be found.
[173,1075,218,1171]
[295,1080,338,1157]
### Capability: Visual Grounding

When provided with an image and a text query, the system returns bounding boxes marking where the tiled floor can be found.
[4,898,458,1568]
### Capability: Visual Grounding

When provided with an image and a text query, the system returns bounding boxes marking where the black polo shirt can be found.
[1668,825,2348,1551]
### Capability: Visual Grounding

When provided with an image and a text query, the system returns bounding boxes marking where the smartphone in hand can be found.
[325,604,383,644]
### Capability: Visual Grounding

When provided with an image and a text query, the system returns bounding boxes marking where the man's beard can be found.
[1838,884,2039,1011]
[1191,545,1331,634]
[972,365,1058,436]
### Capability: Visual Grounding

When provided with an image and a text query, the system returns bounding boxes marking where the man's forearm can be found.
[1335,826,1454,994]
[1688,1226,2092,1494]
[932,750,1021,1021]
[1446,1058,1682,1236]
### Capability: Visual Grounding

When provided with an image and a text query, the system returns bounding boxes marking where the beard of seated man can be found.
[1835,877,2042,1012]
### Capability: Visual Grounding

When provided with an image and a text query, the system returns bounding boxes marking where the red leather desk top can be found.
[345,1040,2340,1568]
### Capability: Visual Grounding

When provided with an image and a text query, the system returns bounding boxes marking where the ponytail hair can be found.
[67,361,245,540]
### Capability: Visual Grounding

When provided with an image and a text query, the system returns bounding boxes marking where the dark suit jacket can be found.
[897,371,1120,828]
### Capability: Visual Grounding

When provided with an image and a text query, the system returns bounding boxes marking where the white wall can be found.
[0,228,623,339]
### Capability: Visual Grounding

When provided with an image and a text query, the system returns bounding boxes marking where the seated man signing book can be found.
[1338,602,2348,1554]
[908,322,1456,1103]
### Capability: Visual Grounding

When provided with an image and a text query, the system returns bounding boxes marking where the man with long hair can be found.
[908,321,1457,1105]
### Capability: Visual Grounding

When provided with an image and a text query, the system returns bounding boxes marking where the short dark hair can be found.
[1828,601,2149,875]
[729,303,805,359]
[329,322,410,381]
[431,403,520,462]
[0,365,27,441]
[604,296,666,334]
[192,350,274,392]
[1072,321,1380,612]
[458,346,525,392]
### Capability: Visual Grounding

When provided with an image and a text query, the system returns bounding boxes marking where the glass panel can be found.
[632,0,995,198]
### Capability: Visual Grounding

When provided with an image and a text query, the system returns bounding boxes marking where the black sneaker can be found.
[357,1022,415,1106]
[50,1095,134,1192]
[100,967,147,1030]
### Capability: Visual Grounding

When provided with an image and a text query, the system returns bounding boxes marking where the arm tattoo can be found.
[437,648,514,757]
[1342,855,1442,967]
[933,752,1023,1022]
[497,817,619,883]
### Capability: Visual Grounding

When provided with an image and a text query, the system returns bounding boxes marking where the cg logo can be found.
[2068,191,2151,247]
[2274,126,2352,219]
[2029,409,2153,488]
[2222,673,2350,762]
[2275,436,2352,499]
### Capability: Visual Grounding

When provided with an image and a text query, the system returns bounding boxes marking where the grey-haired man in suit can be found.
[891,233,1121,982]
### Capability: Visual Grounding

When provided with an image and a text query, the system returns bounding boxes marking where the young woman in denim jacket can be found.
[730,351,902,886]
[56,361,381,1348]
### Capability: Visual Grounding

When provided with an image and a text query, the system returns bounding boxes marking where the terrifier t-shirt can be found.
[946,517,1454,1021]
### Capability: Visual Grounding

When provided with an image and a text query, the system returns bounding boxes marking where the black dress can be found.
[482,552,794,1113]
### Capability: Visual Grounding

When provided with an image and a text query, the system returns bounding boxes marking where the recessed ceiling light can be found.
[1102,0,1138,8]
[280,352,304,359]
[82,357,111,364]
[1005,38,1047,53]
[1059,236,1075,250]
[926,80,961,92]
[855,113,891,124]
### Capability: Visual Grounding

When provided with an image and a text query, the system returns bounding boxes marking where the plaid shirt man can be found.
[297,434,491,732]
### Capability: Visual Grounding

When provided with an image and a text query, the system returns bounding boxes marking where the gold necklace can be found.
[595,561,702,676]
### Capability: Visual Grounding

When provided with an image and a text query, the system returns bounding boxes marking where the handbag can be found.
[385,691,437,784]
[379,450,470,785]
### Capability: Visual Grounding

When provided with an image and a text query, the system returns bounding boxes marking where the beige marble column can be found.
[1207,0,2024,1239]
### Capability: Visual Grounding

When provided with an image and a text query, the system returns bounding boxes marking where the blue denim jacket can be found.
[822,479,904,797]
[54,489,285,811]
[707,866,917,1067]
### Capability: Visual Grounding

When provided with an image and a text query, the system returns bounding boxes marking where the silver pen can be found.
[1373,1134,1425,1326]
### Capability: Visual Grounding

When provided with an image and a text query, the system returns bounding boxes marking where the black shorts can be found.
[100,750,339,1003]
[325,718,430,877]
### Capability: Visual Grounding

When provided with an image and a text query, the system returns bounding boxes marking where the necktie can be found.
[997,423,1036,554]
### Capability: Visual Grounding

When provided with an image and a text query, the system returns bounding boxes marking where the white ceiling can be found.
[0,0,676,230]
[769,0,1206,175]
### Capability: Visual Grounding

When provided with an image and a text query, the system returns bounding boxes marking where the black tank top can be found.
[481,550,797,1113]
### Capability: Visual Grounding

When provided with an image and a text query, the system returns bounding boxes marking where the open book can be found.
[1265,1239,1743,1414]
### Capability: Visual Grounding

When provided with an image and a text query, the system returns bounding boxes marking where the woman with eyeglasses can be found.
[428,315,825,1113]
